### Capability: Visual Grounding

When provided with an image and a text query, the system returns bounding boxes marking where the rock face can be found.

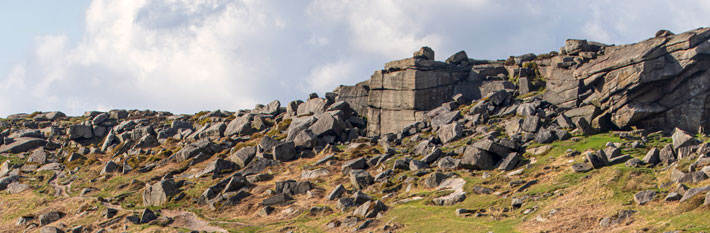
[365,49,481,136]
[544,28,710,132]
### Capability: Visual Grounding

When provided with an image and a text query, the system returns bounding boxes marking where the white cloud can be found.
[2,0,710,116]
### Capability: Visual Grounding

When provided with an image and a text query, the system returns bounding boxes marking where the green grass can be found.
[383,199,520,233]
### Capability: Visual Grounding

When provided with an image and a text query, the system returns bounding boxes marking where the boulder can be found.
[40,226,64,233]
[424,172,448,188]
[225,115,254,136]
[229,146,256,168]
[140,208,157,224]
[438,122,462,144]
[174,140,219,162]
[672,128,697,150]
[262,193,293,206]
[68,125,93,140]
[413,46,435,60]
[446,51,468,65]
[498,153,522,171]
[633,190,656,205]
[39,211,63,225]
[0,137,47,153]
[659,144,676,165]
[327,184,346,200]
[642,148,660,165]
[272,142,296,162]
[100,161,120,175]
[28,148,48,164]
[143,179,180,206]
[350,169,373,190]
[461,146,497,170]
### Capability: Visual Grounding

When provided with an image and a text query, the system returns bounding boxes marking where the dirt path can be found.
[162,209,230,233]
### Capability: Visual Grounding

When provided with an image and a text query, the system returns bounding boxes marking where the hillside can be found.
[2,28,710,233]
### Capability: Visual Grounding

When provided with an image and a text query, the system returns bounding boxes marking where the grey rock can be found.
[633,190,656,205]
[642,148,660,165]
[28,148,48,164]
[68,125,93,140]
[350,169,373,190]
[423,172,448,188]
[327,184,346,200]
[40,226,64,233]
[100,161,120,175]
[461,146,497,170]
[672,128,696,150]
[0,137,47,153]
[680,186,710,202]
[272,142,296,162]
[438,122,462,144]
[39,211,63,225]
[498,153,522,171]
[229,146,256,168]
[262,193,293,206]
[143,179,180,206]
[140,208,157,224]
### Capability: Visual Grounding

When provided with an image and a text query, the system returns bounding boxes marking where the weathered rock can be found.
[39,211,63,225]
[350,169,373,190]
[229,146,256,168]
[633,190,656,205]
[659,144,676,165]
[7,182,29,194]
[424,172,448,188]
[301,168,329,179]
[680,186,710,202]
[100,161,120,175]
[272,142,296,162]
[262,193,293,206]
[341,158,367,172]
[409,160,429,171]
[461,146,497,170]
[140,208,157,224]
[437,156,460,170]
[498,153,522,171]
[642,147,660,165]
[28,148,48,164]
[599,210,636,228]
[438,122,462,144]
[40,226,64,233]
[672,128,696,150]
[432,192,466,206]
[143,179,180,206]
[445,50,468,65]
[327,184,346,200]
[420,148,442,164]
[585,151,606,169]
[225,115,254,136]
[68,125,93,140]
[174,140,219,162]
[0,137,47,153]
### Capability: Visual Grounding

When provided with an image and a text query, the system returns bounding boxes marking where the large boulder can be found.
[68,125,93,140]
[225,115,254,136]
[461,146,497,170]
[174,140,219,162]
[143,179,180,206]
[438,122,462,144]
[0,137,47,153]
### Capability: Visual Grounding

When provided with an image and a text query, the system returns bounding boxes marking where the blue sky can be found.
[1,0,710,117]
[0,0,89,79]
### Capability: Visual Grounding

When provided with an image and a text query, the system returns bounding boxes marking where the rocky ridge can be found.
[2,28,710,232]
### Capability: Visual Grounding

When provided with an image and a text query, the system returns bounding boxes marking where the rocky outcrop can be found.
[543,28,710,132]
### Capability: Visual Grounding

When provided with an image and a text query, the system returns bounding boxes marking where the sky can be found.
[1,0,710,117]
